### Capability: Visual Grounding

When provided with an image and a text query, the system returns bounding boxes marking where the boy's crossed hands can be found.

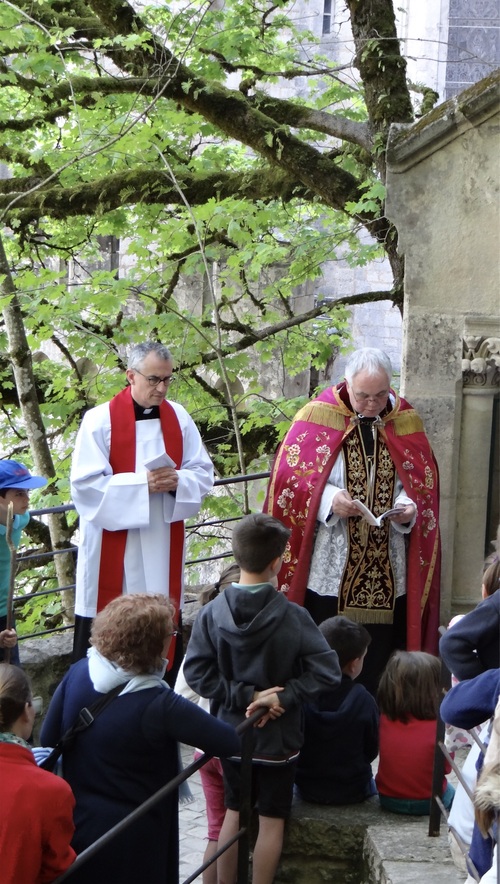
[246,686,285,728]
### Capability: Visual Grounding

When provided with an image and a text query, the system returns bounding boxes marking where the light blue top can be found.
[0,513,30,617]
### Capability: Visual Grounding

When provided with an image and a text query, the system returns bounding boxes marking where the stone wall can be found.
[22,633,73,742]
[385,69,500,621]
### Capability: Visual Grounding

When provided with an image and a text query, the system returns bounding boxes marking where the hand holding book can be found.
[352,500,406,528]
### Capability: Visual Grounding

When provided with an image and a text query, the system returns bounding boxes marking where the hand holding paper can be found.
[144,453,178,494]
[144,453,176,470]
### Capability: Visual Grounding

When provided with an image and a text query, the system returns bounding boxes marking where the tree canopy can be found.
[0,0,441,621]
[0,0,425,455]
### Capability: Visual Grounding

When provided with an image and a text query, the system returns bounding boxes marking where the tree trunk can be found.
[0,234,76,622]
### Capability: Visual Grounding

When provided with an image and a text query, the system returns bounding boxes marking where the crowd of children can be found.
[180,513,461,883]
[1,478,499,883]
[179,514,499,883]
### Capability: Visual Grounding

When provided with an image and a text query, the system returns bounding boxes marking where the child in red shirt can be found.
[376,650,454,815]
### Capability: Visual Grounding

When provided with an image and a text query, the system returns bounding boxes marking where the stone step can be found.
[366,821,466,883]
[277,795,467,883]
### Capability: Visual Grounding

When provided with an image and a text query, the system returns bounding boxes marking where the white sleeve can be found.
[174,657,200,703]
[316,455,416,533]
[316,455,345,526]
[392,476,417,534]
[70,403,150,531]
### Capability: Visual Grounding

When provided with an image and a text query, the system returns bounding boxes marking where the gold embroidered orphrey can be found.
[338,426,397,624]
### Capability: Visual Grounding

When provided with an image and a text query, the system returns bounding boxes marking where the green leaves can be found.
[0,0,407,557]
[345,179,387,216]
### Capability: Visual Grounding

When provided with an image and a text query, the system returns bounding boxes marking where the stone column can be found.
[453,332,500,611]
[385,71,500,622]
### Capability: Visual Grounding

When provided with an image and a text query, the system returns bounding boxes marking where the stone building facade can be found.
[385,69,500,619]
[289,0,500,380]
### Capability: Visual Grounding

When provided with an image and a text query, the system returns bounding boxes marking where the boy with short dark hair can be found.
[184,512,341,884]
[0,461,46,664]
[295,615,379,805]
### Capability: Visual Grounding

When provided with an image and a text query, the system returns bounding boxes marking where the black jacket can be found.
[439,589,500,681]
[295,674,379,804]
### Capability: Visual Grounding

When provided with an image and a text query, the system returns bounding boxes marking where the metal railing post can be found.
[237,718,255,884]
[429,642,451,836]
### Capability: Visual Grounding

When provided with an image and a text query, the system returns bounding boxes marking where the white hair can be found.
[344,348,392,385]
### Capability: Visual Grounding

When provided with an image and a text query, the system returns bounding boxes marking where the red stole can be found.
[264,382,441,653]
[97,387,184,657]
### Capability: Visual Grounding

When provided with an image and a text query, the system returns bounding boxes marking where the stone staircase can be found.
[277,795,467,884]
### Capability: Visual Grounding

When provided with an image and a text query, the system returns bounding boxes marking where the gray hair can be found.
[344,348,392,385]
[127,342,172,371]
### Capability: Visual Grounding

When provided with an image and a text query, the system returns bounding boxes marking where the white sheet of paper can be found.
[144,452,176,470]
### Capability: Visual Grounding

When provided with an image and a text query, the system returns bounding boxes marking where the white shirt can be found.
[71,399,214,617]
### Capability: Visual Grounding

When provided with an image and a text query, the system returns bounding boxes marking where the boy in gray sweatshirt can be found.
[184,512,340,884]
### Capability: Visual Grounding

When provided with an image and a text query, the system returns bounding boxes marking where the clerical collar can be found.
[355,403,390,423]
[133,400,160,421]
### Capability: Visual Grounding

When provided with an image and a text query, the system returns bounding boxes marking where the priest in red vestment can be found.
[264,347,441,695]
[70,341,214,679]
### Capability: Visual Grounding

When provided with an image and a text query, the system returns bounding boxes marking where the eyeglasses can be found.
[167,630,179,638]
[351,390,389,402]
[133,369,176,388]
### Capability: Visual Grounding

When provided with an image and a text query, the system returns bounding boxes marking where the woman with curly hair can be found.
[0,663,75,883]
[40,594,240,884]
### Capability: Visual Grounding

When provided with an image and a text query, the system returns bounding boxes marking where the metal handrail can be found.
[14,470,271,641]
[431,636,485,883]
[27,471,271,519]
[53,706,266,884]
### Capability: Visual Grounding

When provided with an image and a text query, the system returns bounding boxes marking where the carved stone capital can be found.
[462,336,500,387]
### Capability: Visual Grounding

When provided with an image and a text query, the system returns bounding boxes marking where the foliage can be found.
[0,0,425,609]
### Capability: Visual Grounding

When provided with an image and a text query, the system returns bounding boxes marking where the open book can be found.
[352,499,403,528]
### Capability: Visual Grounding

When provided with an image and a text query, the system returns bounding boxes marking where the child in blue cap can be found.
[0,461,46,664]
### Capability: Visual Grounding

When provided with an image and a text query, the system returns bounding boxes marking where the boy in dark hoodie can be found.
[295,616,379,805]
[184,512,340,884]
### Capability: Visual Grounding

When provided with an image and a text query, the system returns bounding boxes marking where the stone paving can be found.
[179,745,210,884]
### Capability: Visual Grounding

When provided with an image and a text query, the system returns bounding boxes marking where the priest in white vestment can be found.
[70,342,214,676]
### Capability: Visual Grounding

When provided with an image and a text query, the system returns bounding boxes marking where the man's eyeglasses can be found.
[133,369,176,388]
[351,389,389,402]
